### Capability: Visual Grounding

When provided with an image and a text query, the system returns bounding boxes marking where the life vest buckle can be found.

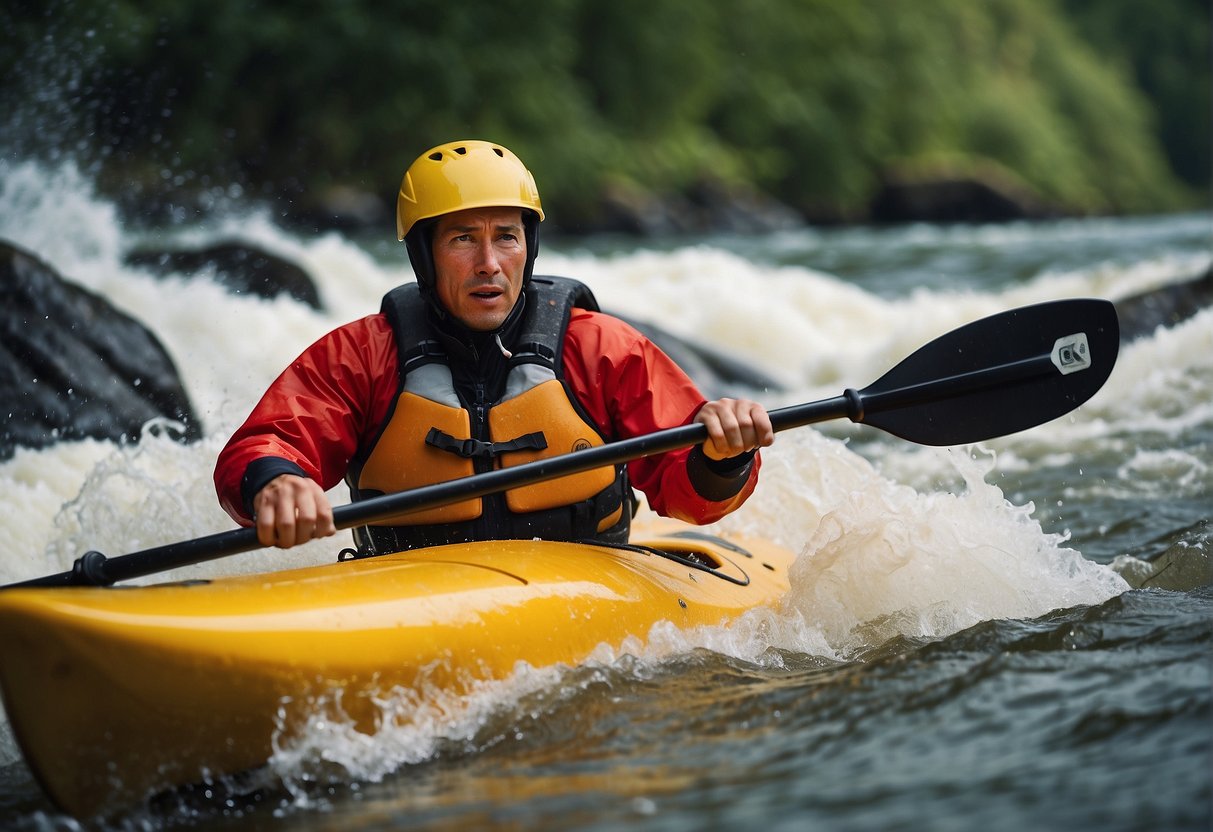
[425,427,548,459]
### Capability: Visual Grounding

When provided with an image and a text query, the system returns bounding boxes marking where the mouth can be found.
[469,285,504,300]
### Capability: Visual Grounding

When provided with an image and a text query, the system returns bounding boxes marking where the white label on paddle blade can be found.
[1051,332,1091,375]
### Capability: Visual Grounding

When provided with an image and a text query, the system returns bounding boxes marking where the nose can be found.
[474,238,500,276]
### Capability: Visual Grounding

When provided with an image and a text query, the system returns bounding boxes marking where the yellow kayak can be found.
[0,527,794,819]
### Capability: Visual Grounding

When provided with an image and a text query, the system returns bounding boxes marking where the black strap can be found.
[511,341,558,362]
[400,339,446,372]
[425,428,548,459]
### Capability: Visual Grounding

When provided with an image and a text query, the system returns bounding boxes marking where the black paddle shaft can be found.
[5,298,1118,589]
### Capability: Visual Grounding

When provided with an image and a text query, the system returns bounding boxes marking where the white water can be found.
[2,161,1208,789]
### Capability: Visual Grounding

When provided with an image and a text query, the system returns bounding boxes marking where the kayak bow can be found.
[0,528,793,818]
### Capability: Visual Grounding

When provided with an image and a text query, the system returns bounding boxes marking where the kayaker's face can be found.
[432,207,527,332]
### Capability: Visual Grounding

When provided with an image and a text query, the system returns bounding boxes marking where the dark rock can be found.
[686,178,804,234]
[869,166,1053,224]
[1115,519,1211,591]
[288,185,391,231]
[591,177,802,237]
[0,240,201,460]
[613,313,785,398]
[124,241,323,310]
[1114,263,1213,342]
[594,180,691,236]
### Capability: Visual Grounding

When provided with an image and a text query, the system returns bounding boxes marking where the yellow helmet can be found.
[396,140,544,240]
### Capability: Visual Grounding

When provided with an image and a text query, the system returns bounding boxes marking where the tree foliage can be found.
[1,0,1204,227]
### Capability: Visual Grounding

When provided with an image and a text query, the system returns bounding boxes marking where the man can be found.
[215,140,773,553]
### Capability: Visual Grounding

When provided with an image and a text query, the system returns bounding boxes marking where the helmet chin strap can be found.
[521,209,540,278]
[404,219,440,299]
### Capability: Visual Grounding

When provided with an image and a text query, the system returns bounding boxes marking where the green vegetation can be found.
[2,0,1206,228]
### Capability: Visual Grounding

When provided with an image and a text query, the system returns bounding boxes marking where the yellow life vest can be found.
[347,276,632,554]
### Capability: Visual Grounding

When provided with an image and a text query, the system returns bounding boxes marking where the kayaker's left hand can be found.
[694,398,774,461]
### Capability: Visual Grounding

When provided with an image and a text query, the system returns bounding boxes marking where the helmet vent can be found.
[428,152,443,161]
[492,147,504,157]
[453,146,467,155]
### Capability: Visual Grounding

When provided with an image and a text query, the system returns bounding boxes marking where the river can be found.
[0,161,1209,831]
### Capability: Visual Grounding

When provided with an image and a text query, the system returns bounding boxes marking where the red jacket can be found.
[214,307,759,528]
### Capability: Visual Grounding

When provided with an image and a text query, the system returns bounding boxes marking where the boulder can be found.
[1114,263,1213,342]
[124,241,323,310]
[614,313,785,398]
[869,164,1053,224]
[286,185,391,232]
[1114,519,1211,591]
[590,177,802,237]
[0,240,201,460]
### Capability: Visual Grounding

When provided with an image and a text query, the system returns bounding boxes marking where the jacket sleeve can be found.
[561,310,760,525]
[213,316,397,525]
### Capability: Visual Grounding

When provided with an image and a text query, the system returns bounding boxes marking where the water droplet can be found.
[631,797,657,816]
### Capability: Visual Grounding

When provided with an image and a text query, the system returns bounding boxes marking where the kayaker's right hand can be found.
[253,474,336,548]
[695,397,774,461]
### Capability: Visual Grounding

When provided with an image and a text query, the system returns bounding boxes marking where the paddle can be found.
[5,297,1119,590]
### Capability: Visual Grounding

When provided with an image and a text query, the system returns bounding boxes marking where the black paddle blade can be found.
[855,298,1119,445]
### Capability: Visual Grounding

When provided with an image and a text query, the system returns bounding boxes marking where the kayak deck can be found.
[0,528,794,819]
